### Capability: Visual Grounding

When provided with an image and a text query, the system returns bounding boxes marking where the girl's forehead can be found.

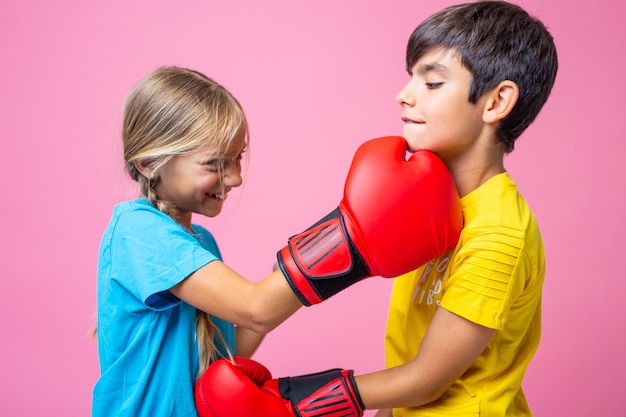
[194,136,247,159]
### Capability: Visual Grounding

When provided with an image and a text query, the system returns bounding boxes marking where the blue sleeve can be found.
[108,205,219,308]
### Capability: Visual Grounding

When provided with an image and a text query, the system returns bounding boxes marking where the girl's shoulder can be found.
[105,199,177,239]
[113,198,159,214]
[112,198,167,221]
[190,224,222,259]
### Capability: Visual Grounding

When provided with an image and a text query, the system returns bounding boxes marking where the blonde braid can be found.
[196,312,234,377]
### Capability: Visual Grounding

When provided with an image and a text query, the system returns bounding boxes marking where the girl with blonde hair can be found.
[93,66,462,417]
[93,66,296,416]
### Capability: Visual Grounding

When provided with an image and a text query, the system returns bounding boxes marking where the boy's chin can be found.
[401,134,426,154]
[403,139,429,154]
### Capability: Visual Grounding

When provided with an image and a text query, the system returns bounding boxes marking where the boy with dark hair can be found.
[375,2,558,415]
[194,2,558,416]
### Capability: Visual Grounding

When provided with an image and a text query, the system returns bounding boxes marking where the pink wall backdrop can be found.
[2,0,624,415]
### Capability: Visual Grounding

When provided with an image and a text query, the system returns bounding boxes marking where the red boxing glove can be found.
[194,357,289,417]
[194,357,364,417]
[278,136,462,305]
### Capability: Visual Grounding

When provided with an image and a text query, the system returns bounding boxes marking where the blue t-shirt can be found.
[93,199,235,417]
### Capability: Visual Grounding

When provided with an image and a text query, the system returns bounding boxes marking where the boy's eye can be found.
[426,82,443,89]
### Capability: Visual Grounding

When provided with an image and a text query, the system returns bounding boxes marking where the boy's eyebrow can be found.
[415,62,449,75]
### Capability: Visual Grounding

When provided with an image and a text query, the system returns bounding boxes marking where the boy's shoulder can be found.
[463,172,530,226]
[464,172,517,203]
[461,173,543,254]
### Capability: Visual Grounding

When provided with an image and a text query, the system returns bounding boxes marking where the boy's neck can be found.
[446,140,506,198]
[453,163,506,198]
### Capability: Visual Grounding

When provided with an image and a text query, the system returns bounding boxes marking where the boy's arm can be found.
[355,307,495,409]
[193,308,494,417]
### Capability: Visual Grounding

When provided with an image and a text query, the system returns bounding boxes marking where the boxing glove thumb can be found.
[194,357,290,417]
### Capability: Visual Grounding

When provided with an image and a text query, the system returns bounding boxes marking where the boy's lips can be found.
[402,116,423,124]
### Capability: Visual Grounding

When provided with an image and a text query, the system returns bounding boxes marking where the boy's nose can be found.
[396,84,414,106]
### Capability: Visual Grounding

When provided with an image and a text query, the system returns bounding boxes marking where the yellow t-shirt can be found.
[385,172,545,417]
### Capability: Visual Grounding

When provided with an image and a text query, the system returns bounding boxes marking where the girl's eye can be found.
[204,160,220,171]
[229,152,244,166]
[203,150,244,171]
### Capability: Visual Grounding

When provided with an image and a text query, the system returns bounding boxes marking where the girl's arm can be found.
[171,136,464,338]
[235,326,265,358]
[233,261,279,358]
[169,261,303,335]
[355,306,495,409]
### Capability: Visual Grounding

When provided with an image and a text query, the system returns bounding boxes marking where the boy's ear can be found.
[482,80,519,124]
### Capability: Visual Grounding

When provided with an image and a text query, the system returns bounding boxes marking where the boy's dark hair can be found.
[406,1,558,152]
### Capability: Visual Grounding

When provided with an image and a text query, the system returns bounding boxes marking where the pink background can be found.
[2,0,625,415]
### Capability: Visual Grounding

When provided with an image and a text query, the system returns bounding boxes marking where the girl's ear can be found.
[482,80,519,124]
[133,160,154,179]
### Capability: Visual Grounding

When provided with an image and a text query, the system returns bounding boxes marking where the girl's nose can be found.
[222,163,243,188]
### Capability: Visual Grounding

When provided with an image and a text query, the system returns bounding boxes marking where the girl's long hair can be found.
[121,66,249,374]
